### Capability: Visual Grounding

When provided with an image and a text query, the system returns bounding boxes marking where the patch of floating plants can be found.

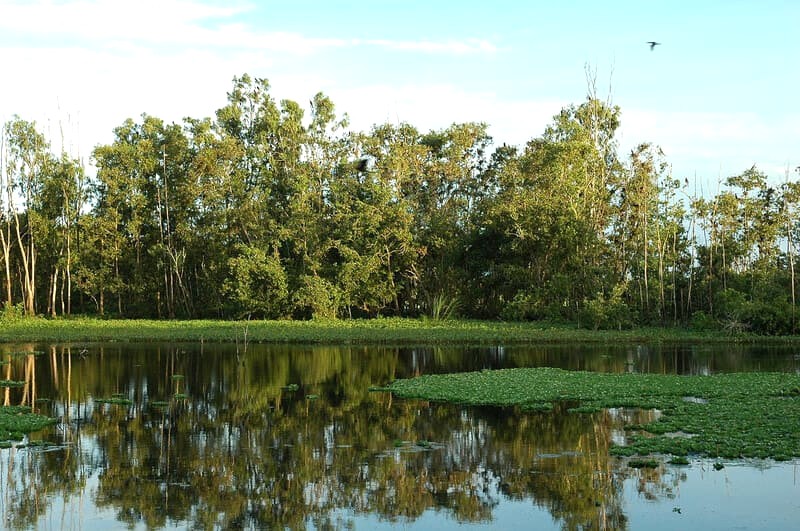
[0,405,57,444]
[0,380,26,388]
[94,395,134,406]
[628,458,660,469]
[387,367,800,460]
[282,383,300,392]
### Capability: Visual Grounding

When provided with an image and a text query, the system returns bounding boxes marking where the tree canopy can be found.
[1,74,797,334]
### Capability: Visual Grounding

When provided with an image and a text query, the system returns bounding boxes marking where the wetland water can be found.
[1,342,799,530]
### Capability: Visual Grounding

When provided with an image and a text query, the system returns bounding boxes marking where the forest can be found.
[1,74,798,334]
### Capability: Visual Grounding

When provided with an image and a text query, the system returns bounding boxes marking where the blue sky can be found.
[1,0,797,190]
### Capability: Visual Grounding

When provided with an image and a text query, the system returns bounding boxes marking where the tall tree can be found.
[3,118,54,315]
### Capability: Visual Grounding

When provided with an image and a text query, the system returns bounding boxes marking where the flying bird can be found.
[647,41,661,51]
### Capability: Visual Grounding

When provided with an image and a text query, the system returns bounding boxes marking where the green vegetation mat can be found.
[0,406,57,443]
[0,317,790,344]
[387,368,800,460]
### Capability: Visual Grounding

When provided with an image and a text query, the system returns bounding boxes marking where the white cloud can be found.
[620,108,799,184]
[1,0,498,55]
[329,83,563,145]
[361,38,497,55]
[1,0,248,45]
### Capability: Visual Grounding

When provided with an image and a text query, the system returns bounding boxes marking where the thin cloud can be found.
[2,0,498,56]
[361,38,498,54]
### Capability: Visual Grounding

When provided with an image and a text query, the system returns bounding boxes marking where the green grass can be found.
[387,368,800,460]
[0,316,795,344]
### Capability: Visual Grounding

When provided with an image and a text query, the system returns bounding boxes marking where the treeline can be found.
[1,74,798,333]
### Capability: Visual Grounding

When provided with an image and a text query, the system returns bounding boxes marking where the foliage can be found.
[0,302,24,323]
[0,316,771,344]
[579,284,632,330]
[1,76,800,334]
[223,244,289,319]
[426,293,460,320]
[0,406,57,442]
[388,367,800,459]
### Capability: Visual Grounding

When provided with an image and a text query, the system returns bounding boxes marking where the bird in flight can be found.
[647,41,661,51]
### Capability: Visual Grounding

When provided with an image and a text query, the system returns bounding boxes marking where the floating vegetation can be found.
[94,397,133,406]
[388,367,800,460]
[282,383,299,392]
[668,456,691,465]
[628,459,659,469]
[174,393,188,400]
[0,405,57,443]
[713,462,725,471]
[171,374,185,380]
[0,380,25,388]
[305,394,319,400]
[149,400,170,409]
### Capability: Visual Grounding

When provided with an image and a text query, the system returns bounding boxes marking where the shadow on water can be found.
[0,342,797,529]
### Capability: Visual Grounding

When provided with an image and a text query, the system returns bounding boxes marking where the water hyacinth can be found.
[388,368,800,459]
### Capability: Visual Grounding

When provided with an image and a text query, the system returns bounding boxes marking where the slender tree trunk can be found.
[13,209,35,315]
[788,214,796,333]
[0,133,13,307]
[49,268,57,317]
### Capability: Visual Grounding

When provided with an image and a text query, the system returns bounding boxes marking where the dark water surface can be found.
[1,342,799,530]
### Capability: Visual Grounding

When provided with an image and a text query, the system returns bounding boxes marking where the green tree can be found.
[2,118,55,315]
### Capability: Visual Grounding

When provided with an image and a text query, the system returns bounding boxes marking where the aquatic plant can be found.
[628,459,659,469]
[387,368,800,460]
[94,397,134,406]
[668,456,690,465]
[0,405,57,442]
[0,317,780,345]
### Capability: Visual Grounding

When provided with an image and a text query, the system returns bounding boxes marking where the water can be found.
[0,342,798,530]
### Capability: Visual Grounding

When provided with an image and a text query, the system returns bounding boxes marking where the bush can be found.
[224,245,289,319]
[0,302,24,323]
[500,291,539,321]
[579,285,632,330]
[690,311,719,331]
[293,275,340,319]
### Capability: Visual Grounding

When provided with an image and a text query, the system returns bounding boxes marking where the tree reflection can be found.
[0,342,772,529]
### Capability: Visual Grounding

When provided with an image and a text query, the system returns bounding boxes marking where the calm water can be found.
[0,342,799,530]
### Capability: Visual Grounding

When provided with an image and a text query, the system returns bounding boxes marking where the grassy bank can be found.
[387,368,800,460]
[0,316,795,344]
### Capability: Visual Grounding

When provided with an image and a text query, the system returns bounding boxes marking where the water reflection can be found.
[0,342,797,529]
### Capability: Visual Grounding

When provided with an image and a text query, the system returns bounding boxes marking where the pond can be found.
[0,342,799,530]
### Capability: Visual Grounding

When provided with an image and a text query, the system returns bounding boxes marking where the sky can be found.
[1,0,798,192]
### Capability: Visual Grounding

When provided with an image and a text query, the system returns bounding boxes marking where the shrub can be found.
[0,302,24,323]
[690,311,718,331]
[579,285,632,330]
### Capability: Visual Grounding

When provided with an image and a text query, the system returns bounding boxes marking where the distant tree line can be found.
[1,74,798,333]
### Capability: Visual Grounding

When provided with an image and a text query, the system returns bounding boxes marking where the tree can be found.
[2,118,54,315]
